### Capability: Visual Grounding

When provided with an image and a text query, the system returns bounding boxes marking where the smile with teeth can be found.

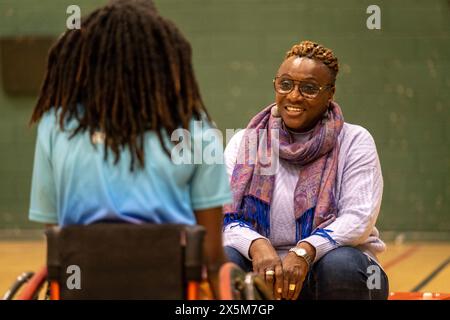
[285,106,305,112]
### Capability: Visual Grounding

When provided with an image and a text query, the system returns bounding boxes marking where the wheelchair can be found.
[3,223,272,300]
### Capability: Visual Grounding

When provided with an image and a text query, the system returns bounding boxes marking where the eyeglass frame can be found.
[273,76,334,99]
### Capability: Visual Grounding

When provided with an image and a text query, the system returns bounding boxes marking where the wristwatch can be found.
[288,247,312,269]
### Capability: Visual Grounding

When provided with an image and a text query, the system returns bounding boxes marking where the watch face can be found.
[290,247,306,256]
[290,247,311,267]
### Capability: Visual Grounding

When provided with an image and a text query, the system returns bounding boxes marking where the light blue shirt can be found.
[29,109,232,226]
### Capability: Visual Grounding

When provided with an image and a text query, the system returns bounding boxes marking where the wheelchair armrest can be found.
[184,225,206,282]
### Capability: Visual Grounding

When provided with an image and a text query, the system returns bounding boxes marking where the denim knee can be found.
[311,246,388,299]
[315,246,369,279]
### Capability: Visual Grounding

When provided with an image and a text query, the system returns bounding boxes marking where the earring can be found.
[271,105,280,117]
[321,109,330,124]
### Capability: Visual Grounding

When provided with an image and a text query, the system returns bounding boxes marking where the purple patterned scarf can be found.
[223,101,344,242]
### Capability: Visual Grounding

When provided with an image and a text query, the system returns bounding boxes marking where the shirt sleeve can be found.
[300,127,384,263]
[189,120,232,210]
[29,116,58,224]
[222,129,268,260]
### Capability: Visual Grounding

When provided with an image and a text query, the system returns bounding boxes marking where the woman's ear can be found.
[328,86,336,103]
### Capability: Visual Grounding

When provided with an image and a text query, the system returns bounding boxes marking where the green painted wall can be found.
[0,0,449,233]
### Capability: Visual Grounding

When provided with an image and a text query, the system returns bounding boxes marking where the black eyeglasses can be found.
[273,77,334,99]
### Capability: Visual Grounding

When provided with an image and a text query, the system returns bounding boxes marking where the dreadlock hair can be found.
[108,0,157,12]
[30,0,210,171]
[285,40,339,83]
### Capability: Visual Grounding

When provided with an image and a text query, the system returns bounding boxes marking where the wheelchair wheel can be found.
[2,272,34,300]
[219,262,273,300]
[17,267,48,300]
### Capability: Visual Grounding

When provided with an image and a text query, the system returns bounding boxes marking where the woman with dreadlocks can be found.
[223,40,389,300]
[28,0,231,296]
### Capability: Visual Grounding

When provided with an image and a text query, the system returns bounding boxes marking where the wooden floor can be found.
[1,240,449,298]
[0,240,46,298]
[379,242,450,293]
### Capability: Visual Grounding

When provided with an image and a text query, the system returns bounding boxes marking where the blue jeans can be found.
[224,245,389,300]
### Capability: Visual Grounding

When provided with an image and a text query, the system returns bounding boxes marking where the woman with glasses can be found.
[222,40,389,300]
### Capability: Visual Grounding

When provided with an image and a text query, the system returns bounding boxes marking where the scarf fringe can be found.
[223,195,270,237]
[295,207,315,242]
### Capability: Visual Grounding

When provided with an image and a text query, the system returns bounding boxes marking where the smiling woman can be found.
[273,41,338,133]
[222,40,390,300]
[274,59,335,132]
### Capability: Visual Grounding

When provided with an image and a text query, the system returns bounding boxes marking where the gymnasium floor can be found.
[1,239,449,299]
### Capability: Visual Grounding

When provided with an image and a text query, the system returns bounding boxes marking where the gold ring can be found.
[265,270,275,276]
[289,284,296,291]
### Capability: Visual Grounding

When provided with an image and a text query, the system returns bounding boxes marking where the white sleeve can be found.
[223,130,268,260]
[300,128,383,263]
